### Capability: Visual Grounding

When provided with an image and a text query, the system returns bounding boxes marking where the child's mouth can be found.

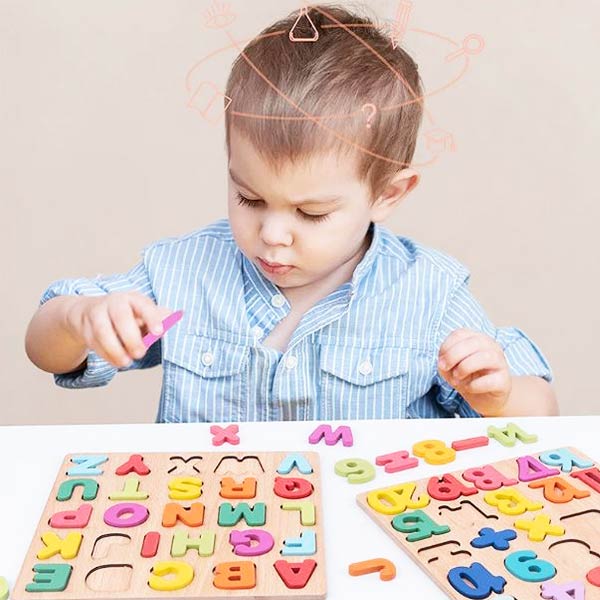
[258,258,294,275]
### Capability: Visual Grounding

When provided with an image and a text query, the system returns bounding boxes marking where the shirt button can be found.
[271,294,286,308]
[252,325,263,338]
[202,352,214,366]
[358,359,373,376]
[285,355,298,369]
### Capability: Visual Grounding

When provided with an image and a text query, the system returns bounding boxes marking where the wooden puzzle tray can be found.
[358,446,600,599]
[13,451,326,600]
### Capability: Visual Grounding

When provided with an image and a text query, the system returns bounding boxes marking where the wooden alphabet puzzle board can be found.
[358,447,600,600]
[13,451,326,600]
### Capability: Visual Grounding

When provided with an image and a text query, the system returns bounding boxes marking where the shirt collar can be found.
[349,220,378,297]
[238,219,412,308]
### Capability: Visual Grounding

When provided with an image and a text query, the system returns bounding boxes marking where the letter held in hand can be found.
[142,310,184,349]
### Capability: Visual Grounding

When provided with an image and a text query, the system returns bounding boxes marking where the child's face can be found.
[227,128,413,296]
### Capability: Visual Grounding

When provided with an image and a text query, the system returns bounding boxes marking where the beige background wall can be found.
[2,0,598,424]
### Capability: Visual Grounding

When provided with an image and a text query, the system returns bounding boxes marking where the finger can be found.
[109,300,146,361]
[439,334,487,372]
[450,350,504,384]
[130,294,167,336]
[89,307,132,368]
[463,371,508,395]
[81,314,112,364]
[81,317,94,351]
[439,328,476,355]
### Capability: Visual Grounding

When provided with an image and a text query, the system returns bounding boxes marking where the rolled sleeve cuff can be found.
[40,283,67,306]
[496,327,553,383]
[40,279,120,389]
[54,349,119,389]
[436,388,482,418]
[40,277,101,307]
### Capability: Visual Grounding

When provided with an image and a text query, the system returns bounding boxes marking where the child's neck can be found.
[281,227,373,311]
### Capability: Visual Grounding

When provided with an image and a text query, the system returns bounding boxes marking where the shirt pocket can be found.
[161,333,249,423]
[319,345,411,420]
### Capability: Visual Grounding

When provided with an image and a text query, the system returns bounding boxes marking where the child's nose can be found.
[260,217,293,246]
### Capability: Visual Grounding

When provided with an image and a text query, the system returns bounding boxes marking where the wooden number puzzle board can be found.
[13,451,326,600]
[358,447,600,600]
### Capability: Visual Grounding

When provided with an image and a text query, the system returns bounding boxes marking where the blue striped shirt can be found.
[39,218,552,422]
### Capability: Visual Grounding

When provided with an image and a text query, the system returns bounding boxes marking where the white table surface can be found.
[1,416,596,599]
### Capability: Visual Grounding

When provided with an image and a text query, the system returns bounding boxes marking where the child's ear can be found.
[371,168,420,220]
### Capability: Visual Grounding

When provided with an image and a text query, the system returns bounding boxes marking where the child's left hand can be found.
[437,328,512,414]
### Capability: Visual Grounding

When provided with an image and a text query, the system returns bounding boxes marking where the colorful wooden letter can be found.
[37,532,82,560]
[375,450,418,473]
[141,532,160,558]
[348,558,396,581]
[229,529,274,556]
[170,530,215,557]
[412,440,456,465]
[539,448,594,473]
[487,423,537,447]
[427,474,478,501]
[447,562,506,599]
[470,527,516,551]
[281,530,316,556]
[274,477,313,499]
[168,476,202,500]
[451,436,490,451]
[115,454,150,476]
[516,455,560,482]
[277,453,313,475]
[66,455,108,476]
[49,503,93,529]
[103,503,149,528]
[219,477,256,499]
[108,476,149,501]
[366,482,430,515]
[56,478,98,502]
[213,561,256,590]
[25,565,72,593]
[504,550,556,582]
[148,561,193,591]
[462,465,518,491]
[528,476,590,503]
[484,488,543,516]
[274,559,317,589]
[162,502,205,527]
[281,501,316,526]
[210,424,240,446]
[391,510,450,542]
[218,502,266,527]
[513,514,565,542]
[334,458,375,484]
[541,581,585,600]
[308,424,353,447]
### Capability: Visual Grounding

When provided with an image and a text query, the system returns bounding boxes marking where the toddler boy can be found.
[25,5,558,421]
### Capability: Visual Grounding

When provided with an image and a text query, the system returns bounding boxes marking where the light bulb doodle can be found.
[446,33,485,63]
[289,6,319,43]
[361,103,377,129]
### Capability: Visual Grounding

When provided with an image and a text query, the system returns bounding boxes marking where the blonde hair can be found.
[224,4,424,203]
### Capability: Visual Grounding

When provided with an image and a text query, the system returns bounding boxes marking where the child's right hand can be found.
[63,292,173,368]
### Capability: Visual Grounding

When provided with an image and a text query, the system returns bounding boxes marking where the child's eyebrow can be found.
[228,168,343,205]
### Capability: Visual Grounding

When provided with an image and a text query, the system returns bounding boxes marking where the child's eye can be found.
[236,192,330,223]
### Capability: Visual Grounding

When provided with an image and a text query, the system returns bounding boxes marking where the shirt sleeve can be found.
[432,272,553,417]
[38,257,162,389]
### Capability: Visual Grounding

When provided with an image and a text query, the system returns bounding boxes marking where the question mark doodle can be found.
[361,103,377,129]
